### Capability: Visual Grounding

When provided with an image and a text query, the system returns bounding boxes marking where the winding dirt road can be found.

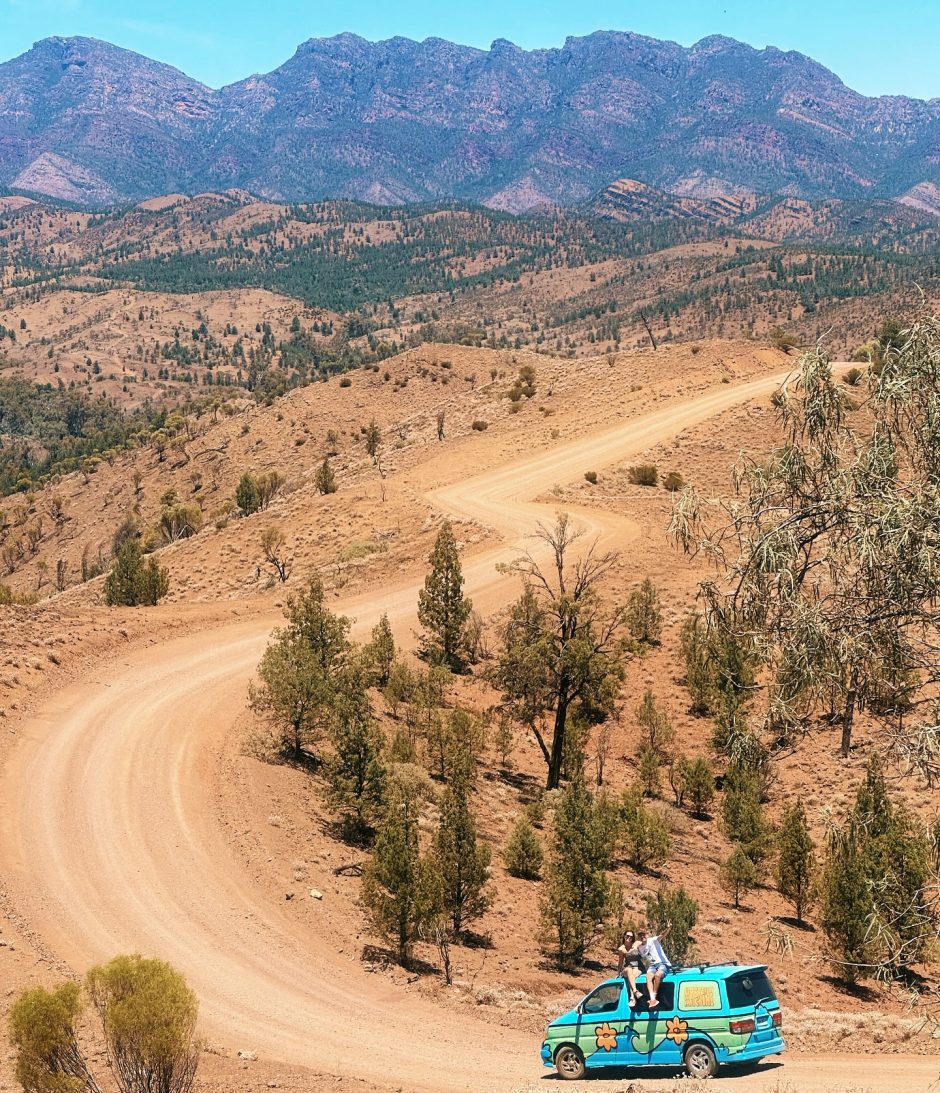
[3,369,937,1092]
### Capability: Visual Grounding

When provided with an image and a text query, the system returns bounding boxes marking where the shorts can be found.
[647,962,670,975]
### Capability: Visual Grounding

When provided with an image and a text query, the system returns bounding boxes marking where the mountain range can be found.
[2,31,940,209]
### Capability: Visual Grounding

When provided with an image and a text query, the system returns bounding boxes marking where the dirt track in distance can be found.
[2,367,936,1092]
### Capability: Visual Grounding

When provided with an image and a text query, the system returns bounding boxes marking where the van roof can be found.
[599,963,768,987]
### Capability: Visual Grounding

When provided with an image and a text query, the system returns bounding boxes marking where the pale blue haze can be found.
[2,0,936,99]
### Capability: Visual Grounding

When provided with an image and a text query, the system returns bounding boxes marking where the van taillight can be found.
[729,1018,755,1034]
[772,1011,782,1028]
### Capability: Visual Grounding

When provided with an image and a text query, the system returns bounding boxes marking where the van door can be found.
[621,980,677,1065]
[577,982,628,1069]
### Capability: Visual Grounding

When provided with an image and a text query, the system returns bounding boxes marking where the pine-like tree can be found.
[538,778,614,967]
[417,521,472,671]
[776,800,817,924]
[364,613,396,687]
[626,577,662,645]
[361,774,438,966]
[326,676,386,839]
[821,757,932,980]
[433,777,491,934]
[721,762,773,866]
[679,611,715,715]
[720,845,760,909]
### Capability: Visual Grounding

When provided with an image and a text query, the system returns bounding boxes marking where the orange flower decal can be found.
[595,1022,618,1052]
[665,1016,689,1045]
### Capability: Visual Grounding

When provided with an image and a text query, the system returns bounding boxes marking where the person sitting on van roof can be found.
[637,923,672,1009]
[616,930,642,1006]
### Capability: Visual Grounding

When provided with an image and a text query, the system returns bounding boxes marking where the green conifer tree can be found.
[417,521,472,671]
[776,800,817,924]
[433,777,491,934]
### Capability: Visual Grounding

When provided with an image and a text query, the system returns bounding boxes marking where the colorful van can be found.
[540,963,784,1079]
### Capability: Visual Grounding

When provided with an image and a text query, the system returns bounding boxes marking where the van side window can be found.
[582,983,622,1015]
[678,981,721,1011]
[633,981,675,1014]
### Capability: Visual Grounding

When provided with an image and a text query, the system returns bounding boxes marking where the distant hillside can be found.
[2,32,940,207]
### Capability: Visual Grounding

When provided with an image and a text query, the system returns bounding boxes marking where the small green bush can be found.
[339,375,352,388]
[584,470,598,485]
[504,816,544,879]
[627,463,658,487]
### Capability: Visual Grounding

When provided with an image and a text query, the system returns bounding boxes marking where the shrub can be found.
[635,688,673,754]
[235,472,261,516]
[843,366,864,386]
[662,471,685,492]
[504,816,543,879]
[584,470,598,485]
[637,744,661,797]
[339,375,352,388]
[86,954,200,1093]
[645,884,698,965]
[769,326,799,353]
[627,580,662,645]
[627,463,658,487]
[8,982,99,1093]
[471,419,488,431]
[314,456,338,495]
[104,539,169,607]
[683,756,715,817]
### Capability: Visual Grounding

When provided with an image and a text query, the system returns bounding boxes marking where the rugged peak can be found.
[1,29,938,208]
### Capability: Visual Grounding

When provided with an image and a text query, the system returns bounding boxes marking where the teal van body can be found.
[540,964,784,1079]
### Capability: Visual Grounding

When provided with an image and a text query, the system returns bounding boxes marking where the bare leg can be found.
[626,966,640,1003]
[648,969,664,1007]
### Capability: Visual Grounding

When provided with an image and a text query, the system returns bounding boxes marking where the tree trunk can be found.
[547,698,569,790]
[840,687,856,758]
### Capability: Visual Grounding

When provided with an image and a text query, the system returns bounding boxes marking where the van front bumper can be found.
[540,1042,552,1066]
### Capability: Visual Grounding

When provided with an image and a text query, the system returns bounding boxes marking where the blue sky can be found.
[3,0,938,99]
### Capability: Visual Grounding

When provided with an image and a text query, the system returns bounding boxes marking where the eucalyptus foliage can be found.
[672,317,940,769]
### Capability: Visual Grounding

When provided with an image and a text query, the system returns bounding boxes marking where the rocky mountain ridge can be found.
[1,31,939,207]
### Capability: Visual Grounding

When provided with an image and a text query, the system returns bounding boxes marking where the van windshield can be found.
[725,970,776,1010]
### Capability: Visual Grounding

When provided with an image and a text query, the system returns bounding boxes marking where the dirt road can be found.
[3,368,935,1092]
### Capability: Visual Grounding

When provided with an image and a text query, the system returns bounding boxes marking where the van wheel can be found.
[554,1045,586,1080]
[684,1042,717,1079]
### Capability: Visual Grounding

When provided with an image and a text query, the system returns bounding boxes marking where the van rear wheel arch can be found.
[684,1039,718,1079]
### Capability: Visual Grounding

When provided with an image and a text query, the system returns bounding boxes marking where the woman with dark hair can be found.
[616,930,642,1006]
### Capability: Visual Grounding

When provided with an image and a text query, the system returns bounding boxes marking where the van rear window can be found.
[725,971,777,1010]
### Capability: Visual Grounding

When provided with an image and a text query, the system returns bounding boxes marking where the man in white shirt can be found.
[637,923,672,1009]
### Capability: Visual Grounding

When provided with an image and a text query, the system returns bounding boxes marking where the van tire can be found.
[554,1045,586,1080]
[684,1042,717,1079]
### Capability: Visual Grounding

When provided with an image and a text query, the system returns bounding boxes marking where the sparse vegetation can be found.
[627,463,658,486]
